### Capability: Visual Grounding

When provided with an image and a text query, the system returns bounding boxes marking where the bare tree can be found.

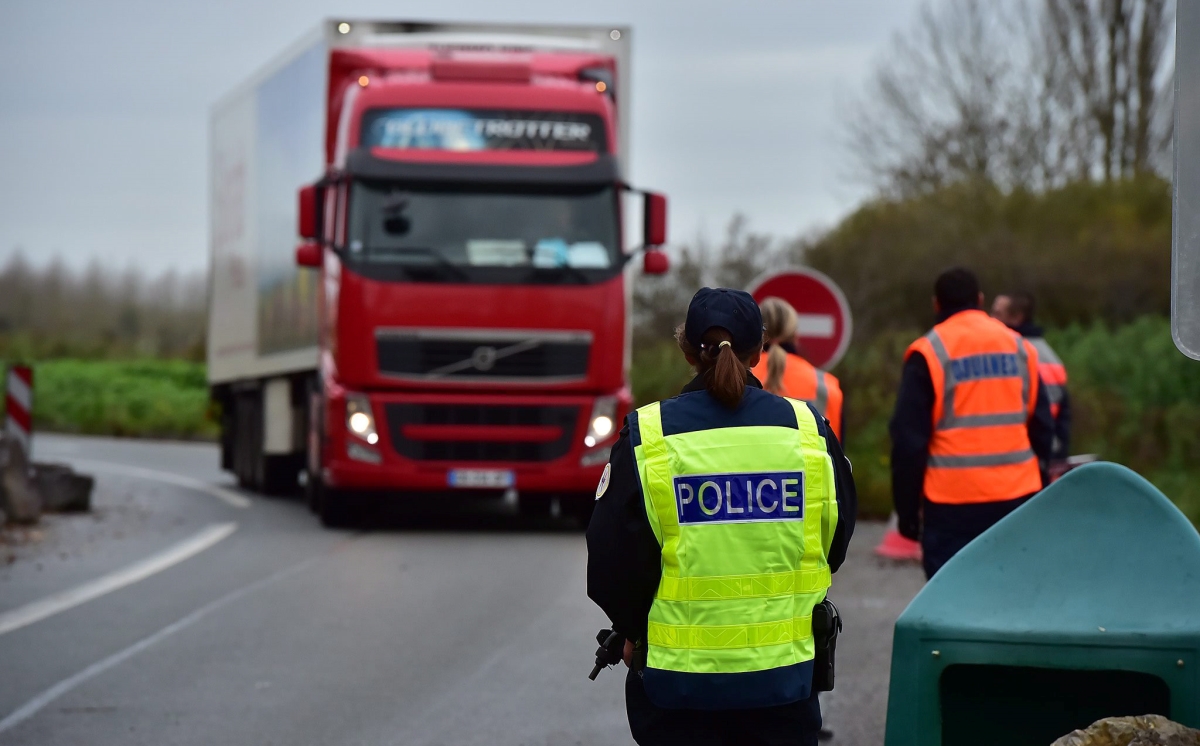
[0,251,35,332]
[0,252,207,360]
[1041,0,1174,180]
[848,0,1035,194]
[632,216,784,347]
[849,0,1175,195]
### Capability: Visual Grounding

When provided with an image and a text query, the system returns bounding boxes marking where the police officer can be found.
[891,268,1055,579]
[753,297,845,442]
[587,287,857,746]
[991,291,1071,466]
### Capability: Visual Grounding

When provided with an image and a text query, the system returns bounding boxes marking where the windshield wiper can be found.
[370,247,470,281]
[530,264,593,284]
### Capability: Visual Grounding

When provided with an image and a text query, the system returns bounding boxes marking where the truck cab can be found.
[274,23,668,524]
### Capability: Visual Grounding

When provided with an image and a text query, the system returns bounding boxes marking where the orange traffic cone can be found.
[874,513,922,562]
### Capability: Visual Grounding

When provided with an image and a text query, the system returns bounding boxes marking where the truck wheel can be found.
[233,393,262,491]
[317,484,359,529]
[260,455,300,496]
[232,392,299,497]
[561,495,596,528]
[304,470,322,514]
[518,494,553,519]
[219,399,236,472]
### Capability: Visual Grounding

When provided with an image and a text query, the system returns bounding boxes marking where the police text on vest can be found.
[673,472,806,524]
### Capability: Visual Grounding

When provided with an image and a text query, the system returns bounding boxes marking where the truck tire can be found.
[233,393,261,491]
[260,455,300,496]
[312,478,358,529]
[232,391,299,496]
[304,470,322,514]
[561,495,596,528]
[219,398,235,472]
[518,494,554,518]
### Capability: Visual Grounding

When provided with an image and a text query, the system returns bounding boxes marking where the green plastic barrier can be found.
[884,462,1200,746]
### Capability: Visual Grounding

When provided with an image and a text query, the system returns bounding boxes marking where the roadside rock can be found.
[1052,715,1200,746]
[32,463,93,513]
[0,433,41,524]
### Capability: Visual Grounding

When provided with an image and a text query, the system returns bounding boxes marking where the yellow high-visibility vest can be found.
[632,389,837,709]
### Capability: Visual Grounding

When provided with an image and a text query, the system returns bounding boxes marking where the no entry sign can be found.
[748,268,853,370]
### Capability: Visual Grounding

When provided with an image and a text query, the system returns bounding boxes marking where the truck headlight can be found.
[346,394,379,445]
[584,396,618,448]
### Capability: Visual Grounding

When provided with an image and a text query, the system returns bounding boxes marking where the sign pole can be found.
[1174,1,1200,359]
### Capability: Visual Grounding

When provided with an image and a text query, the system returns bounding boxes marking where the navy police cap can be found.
[685,287,764,352]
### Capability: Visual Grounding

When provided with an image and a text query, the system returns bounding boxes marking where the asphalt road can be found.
[0,434,925,746]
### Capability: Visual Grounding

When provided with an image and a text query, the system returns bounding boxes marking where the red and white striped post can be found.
[5,365,33,454]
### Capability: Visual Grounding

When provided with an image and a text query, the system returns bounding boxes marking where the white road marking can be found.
[797,314,836,338]
[0,523,237,637]
[37,440,80,454]
[0,552,321,735]
[65,459,252,509]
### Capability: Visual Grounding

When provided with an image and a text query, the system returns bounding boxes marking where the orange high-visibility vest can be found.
[752,353,844,441]
[1026,336,1068,420]
[905,310,1042,504]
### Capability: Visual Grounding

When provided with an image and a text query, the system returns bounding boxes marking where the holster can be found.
[631,642,647,676]
[811,598,842,692]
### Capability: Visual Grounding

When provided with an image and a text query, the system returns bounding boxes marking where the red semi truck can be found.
[207,20,669,525]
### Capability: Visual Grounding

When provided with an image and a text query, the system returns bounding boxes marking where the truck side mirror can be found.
[643,192,667,248]
[298,184,319,240]
[295,242,322,268]
[642,249,669,275]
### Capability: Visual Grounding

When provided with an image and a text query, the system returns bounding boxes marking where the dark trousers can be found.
[921,494,1033,579]
[625,669,822,746]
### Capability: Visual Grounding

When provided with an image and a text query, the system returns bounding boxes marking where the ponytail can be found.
[706,336,747,408]
[765,344,787,395]
[759,297,799,396]
[676,325,756,409]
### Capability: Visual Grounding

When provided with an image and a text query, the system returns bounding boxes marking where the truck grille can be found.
[376,329,591,383]
[384,403,579,462]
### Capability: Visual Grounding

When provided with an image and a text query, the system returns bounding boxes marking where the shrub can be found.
[1048,318,1200,524]
[804,177,1172,339]
[631,340,693,408]
[7,359,217,440]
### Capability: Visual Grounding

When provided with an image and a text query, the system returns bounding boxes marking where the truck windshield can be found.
[345,181,621,284]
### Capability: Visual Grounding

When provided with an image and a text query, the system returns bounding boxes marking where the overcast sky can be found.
[0,0,923,274]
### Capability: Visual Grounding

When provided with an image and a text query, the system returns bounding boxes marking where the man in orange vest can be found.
[992,291,1071,467]
[891,268,1055,579]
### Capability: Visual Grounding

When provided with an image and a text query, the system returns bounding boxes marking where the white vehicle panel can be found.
[208,36,327,385]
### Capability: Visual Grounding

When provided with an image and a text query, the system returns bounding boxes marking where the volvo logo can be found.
[471,346,498,371]
[412,334,569,380]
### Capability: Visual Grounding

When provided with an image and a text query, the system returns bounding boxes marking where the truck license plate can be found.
[447,469,514,489]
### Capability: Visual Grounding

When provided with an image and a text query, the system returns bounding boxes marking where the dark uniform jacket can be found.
[586,373,857,646]
[1013,321,1072,460]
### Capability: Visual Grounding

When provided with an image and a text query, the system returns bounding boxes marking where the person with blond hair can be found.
[752,297,844,442]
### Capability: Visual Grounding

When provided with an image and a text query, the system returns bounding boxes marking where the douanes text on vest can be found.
[949,352,1022,382]
[674,472,806,524]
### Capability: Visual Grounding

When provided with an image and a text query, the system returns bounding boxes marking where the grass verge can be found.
[7,359,217,440]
